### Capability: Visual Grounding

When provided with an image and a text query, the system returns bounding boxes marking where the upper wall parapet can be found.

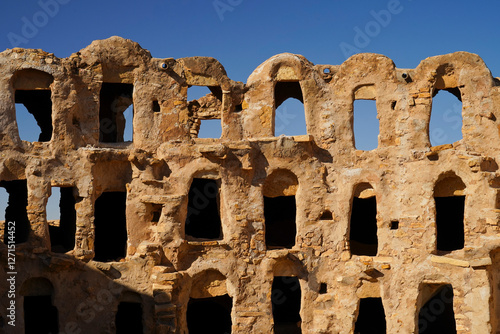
[1,36,499,158]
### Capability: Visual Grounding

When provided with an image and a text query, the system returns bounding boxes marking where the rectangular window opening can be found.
[354,297,386,333]
[185,178,222,240]
[15,90,53,142]
[24,295,59,334]
[47,187,77,253]
[93,191,127,262]
[264,196,296,249]
[187,294,232,333]
[116,302,143,333]
[350,194,378,256]
[353,99,379,151]
[271,276,302,334]
[435,195,465,252]
[418,284,456,333]
[1,180,30,244]
[99,83,134,143]
[188,85,223,139]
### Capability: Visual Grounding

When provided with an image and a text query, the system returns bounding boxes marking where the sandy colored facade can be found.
[0,36,499,333]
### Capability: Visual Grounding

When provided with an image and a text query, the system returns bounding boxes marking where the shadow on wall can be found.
[1,254,155,334]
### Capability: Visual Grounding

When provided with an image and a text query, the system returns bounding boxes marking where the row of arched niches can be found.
[1,36,500,157]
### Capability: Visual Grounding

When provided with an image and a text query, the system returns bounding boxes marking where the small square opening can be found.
[390,220,399,230]
[152,100,161,112]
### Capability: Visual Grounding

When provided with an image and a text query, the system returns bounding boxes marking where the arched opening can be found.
[353,85,378,151]
[418,284,456,333]
[271,276,302,334]
[429,88,462,147]
[12,69,54,142]
[1,180,30,244]
[274,81,306,136]
[47,187,77,253]
[187,85,223,139]
[99,82,134,143]
[354,297,386,334]
[21,277,58,334]
[434,174,465,252]
[320,210,333,220]
[185,178,222,240]
[263,169,298,249]
[93,191,127,261]
[349,183,378,256]
[116,291,143,334]
[187,270,232,333]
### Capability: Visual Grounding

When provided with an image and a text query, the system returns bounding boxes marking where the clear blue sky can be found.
[0,0,499,219]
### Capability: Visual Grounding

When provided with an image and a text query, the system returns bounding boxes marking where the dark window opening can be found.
[150,204,162,223]
[187,294,232,334]
[264,196,296,249]
[319,283,328,294]
[391,100,397,110]
[390,220,399,230]
[116,302,143,334]
[99,83,134,143]
[185,178,222,240]
[429,88,462,147]
[94,191,127,261]
[24,295,59,334]
[354,297,386,334]
[152,100,161,112]
[350,194,378,256]
[274,81,306,136]
[234,104,243,112]
[435,196,465,252]
[198,119,222,139]
[418,285,456,334]
[1,180,30,244]
[353,99,379,151]
[47,187,77,253]
[15,90,52,142]
[320,210,333,220]
[272,276,302,334]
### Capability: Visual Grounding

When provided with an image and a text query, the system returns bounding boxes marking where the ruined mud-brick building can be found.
[0,36,499,333]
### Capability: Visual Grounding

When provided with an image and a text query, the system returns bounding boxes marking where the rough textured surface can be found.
[0,36,499,333]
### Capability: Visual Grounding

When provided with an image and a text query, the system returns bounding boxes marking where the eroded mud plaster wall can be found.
[0,36,500,333]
